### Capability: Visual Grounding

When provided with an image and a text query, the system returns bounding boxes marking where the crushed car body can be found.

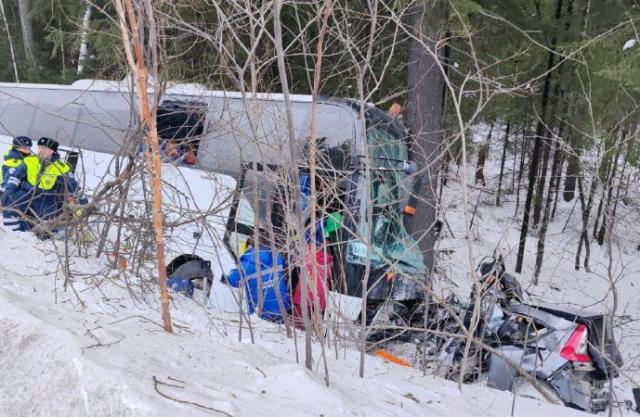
[371,256,622,414]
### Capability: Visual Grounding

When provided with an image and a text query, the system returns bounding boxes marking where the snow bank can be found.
[0,230,590,417]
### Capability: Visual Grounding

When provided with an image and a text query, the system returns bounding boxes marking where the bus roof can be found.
[0,79,339,105]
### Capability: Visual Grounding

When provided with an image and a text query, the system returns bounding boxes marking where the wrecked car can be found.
[370,256,623,414]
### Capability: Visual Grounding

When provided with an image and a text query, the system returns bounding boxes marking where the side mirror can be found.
[403,161,417,174]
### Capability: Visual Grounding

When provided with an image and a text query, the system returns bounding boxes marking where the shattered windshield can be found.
[347,109,424,274]
[367,119,408,169]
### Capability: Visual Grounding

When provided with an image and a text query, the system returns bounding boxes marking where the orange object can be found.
[403,205,416,216]
[108,252,128,271]
[388,103,402,118]
[385,270,395,282]
[184,149,197,165]
[374,349,413,368]
[118,256,128,271]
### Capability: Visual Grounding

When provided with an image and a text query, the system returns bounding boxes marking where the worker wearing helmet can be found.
[1,136,32,192]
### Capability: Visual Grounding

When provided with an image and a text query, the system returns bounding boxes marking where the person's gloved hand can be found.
[4,176,21,194]
[65,196,83,217]
[1,192,11,207]
[20,181,33,192]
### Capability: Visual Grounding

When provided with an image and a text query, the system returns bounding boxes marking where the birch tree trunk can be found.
[305,0,333,386]
[0,0,19,81]
[272,0,312,370]
[77,2,93,75]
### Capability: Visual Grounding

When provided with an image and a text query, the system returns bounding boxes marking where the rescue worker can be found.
[1,136,32,192]
[1,137,37,231]
[2,137,77,232]
[226,241,291,323]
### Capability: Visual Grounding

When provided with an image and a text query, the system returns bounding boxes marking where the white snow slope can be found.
[0,229,589,417]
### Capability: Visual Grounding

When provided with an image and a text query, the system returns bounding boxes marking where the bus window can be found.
[156,100,206,165]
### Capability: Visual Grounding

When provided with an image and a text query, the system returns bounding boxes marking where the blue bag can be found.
[167,277,195,297]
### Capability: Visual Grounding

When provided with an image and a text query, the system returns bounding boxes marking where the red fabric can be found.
[293,245,333,329]
[184,149,197,165]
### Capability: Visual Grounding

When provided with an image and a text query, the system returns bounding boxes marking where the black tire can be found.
[170,259,213,296]
[166,254,203,276]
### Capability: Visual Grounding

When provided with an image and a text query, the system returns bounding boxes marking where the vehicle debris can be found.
[367,255,623,414]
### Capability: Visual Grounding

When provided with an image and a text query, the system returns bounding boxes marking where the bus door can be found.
[223,163,287,262]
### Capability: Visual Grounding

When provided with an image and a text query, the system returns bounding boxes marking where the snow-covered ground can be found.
[436,125,640,411]
[1,132,638,416]
[0,228,589,417]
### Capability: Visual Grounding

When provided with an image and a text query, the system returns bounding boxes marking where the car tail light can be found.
[560,324,591,363]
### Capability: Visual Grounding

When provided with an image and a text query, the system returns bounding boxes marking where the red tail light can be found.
[560,324,591,363]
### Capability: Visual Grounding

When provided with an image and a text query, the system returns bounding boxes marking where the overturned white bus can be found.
[0,79,426,308]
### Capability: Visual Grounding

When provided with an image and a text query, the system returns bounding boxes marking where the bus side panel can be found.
[0,85,131,153]
[72,91,133,154]
[0,86,44,139]
[197,97,291,176]
[197,98,356,177]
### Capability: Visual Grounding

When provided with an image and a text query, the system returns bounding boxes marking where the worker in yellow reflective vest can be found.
[1,137,77,232]
[1,136,32,193]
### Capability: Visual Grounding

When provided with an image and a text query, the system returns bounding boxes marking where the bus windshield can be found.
[368,121,408,169]
[347,108,425,274]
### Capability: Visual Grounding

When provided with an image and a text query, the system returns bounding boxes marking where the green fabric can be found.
[324,212,343,239]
